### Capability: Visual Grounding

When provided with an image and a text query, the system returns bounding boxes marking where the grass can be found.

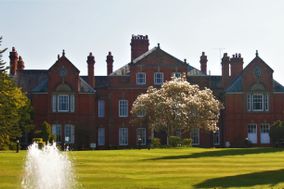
[1,147,284,188]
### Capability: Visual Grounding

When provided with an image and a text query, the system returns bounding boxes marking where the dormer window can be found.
[154,72,164,85]
[172,72,181,78]
[136,72,146,85]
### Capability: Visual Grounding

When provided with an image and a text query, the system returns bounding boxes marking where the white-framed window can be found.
[136,72,146,85]
[119,128,128,146]
[190,128,200,145]
[58,95,69,112]
[172,72,181,78]
[98,100,105,118]
[213,130,220,145]
[52,94,75,112]
[98,128,105,146]
[136,128,146,145]
[52,124,62,143]
[119,100,128,117]
[260,123,270,144]
[247,93,269,112]
[64,124,75,144]
[154,72,164,85]
[248,124,257,144]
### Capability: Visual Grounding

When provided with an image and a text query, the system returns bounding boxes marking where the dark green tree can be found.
[270,120,284,146]
[0,36,8,72]
[0,72,32,149]
[34,121,54,144]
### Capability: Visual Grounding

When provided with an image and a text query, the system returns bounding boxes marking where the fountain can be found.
[21,143,77,189]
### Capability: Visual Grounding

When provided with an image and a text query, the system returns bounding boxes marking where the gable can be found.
[132,47,188,67]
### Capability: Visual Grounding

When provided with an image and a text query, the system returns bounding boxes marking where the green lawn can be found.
[1,147,284,189]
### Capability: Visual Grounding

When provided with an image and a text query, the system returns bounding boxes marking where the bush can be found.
[151,138,160,148]
[32,138,45,149]
[182,138,192,147]
[270,120,284,147]
[169,136,182,147]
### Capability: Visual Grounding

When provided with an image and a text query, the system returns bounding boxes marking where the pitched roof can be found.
[111,46,200,76]
[15,70,48,95]
[48,55,80,73]
[225,76,242,93]
[273,80,284,92]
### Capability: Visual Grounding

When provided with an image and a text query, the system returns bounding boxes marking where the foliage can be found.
[0,36,8,72]
[131,76,223,142]
[32,138,45,149]
[182,138,192,147]
[34,121,53,144]
[0,72,32,149]
[151,137,160,148]
[270,120,284,147]
[168,136,182,147]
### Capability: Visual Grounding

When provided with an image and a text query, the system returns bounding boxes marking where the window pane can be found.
[98,128,105,146]
[119,128,128,145]
[252,93,263,111]
[98,100,105,117]
[137,128,146,145]
[58,95,69,112]
[136,72,146,85]
[190,128,199,145]
[213,130,220,145]
[154,72,164,85]
[119,100,128,117]
[52,124,62,143]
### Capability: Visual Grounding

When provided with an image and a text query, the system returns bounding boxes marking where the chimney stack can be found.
[130,34,149,61]
[9,47,19,75]
[230,53,243,80]
[200,52,207,75]
[221,53,230,88]
[106,51,114,75]
[17,56,25,71]
[87,52,95,87]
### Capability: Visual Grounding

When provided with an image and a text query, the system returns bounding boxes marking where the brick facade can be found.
[11,35,284,149]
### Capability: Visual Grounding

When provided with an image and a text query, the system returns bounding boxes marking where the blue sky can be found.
[1,0,284,82]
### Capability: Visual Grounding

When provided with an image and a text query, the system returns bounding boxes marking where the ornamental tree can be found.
[131,76,223,141]
[0,72,32,149]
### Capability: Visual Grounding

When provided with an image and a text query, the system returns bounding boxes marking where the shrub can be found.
[32,138,45,149]
[270,120,284,147]
[169,136,182,147]
[182,138,192,147]
[151,138,160,148]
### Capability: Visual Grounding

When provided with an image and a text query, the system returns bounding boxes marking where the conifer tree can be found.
[0,36,8,72]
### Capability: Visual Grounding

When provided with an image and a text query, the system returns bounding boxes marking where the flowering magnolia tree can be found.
[131,76,223,139]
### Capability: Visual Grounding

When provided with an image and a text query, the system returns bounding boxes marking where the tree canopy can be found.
[0,72,32,149]
[131,76,223,137]
[0,36,8,72]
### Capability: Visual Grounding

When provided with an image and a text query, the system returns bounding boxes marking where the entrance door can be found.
[260,124,270,144]
[248,124,257,144]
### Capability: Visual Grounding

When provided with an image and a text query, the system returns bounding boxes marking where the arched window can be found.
[247,83,269,112]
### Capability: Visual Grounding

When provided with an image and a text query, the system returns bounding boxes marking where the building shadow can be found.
[148,148,284,160]
[194,169,284,188]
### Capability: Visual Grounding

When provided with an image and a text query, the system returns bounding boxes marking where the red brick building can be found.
[10,35,284,149]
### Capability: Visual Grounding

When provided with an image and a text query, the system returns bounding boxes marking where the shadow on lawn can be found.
[149,148,284,160]
[194,169,284,188]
